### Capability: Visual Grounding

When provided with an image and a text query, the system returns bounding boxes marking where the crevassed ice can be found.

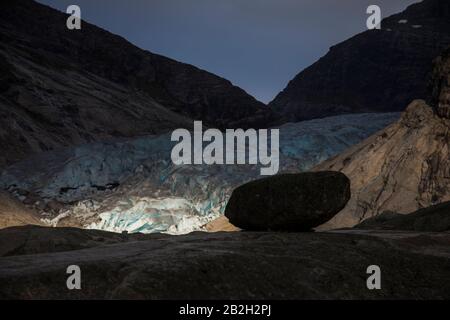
[0,113,400,234]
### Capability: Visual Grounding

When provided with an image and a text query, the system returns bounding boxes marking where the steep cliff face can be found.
[313,48,450,229]
[270,0,450,122]
[431,47,450,118]
[0,0,273,168]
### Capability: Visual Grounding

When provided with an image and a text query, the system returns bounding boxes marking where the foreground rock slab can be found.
[225,172,350,231]
[0,225,168,257]
[0,226,449,299]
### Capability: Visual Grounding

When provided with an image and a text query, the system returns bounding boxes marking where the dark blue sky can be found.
[38,0,418,103]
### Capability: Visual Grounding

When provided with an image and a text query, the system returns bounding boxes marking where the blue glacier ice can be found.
[0,113,399,234]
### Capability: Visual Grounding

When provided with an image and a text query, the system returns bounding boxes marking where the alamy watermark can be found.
[366,265,381,290]
[66,5,81,30]
[171,121,279,176]
[66,265,81,290]
[366,5,381,30]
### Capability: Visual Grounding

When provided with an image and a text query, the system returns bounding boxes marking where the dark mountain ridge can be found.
[0,0,274,168]
[270,0,450,122]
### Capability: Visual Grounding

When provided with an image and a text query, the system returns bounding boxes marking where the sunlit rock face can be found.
[0,113,399,234]
[313,47,450,230]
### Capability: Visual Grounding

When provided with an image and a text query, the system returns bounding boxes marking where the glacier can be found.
[0,113,399,234]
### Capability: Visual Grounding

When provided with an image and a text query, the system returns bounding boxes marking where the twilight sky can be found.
[38,0,418,103]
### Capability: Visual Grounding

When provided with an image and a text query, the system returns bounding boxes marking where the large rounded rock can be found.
[225,172,350,231]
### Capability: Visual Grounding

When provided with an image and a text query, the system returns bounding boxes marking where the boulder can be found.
[225,172,350,231]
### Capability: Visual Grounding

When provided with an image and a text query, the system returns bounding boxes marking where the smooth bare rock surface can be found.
[355,201,450,232]
[0,226,449,299]
[0,191,42,229]
[314,100,450,229]
[204,216,240,232]
[313,48,450,229]
[0,225,167,257]
[270,0,450,121]
[225,172,350,231]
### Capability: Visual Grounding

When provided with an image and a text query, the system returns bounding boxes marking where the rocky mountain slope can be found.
[0,113,398,233]
[0,0,273,168]
[313,47,450,229]
[270,0,450,122]
[0,225,449,299]
[0,191,42,229]
[354,201,450,232]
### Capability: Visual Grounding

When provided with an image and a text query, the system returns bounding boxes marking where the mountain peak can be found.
[270,0,450,122]
[0,0,274,168]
